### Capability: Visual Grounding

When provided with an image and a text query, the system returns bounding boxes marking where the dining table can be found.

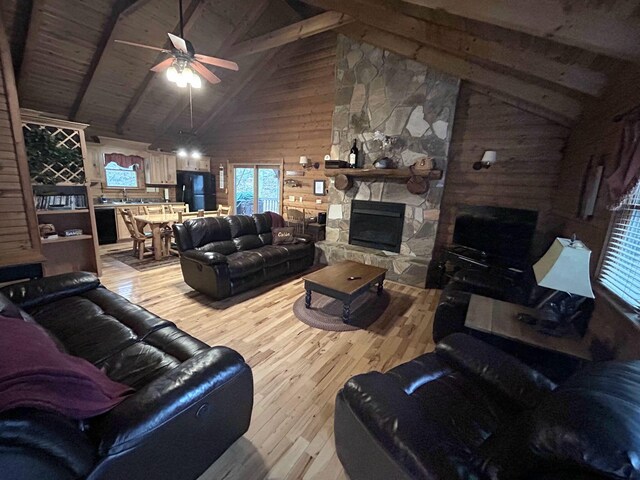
[134,213,180,260]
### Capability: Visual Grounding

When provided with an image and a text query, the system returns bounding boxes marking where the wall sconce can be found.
[284,179,302,188]
[473,150,497,170]
[300,155,319,170]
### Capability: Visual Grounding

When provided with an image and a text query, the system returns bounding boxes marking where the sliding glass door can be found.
[233,165,281,215]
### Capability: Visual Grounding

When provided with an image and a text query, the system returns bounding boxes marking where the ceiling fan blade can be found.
[115,39,169,53]
[194,54,239,71]
[167,32,188,53]
[150,57,174,72]
[191,61,221,84]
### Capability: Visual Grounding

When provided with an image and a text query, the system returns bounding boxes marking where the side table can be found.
[306,222,326,242]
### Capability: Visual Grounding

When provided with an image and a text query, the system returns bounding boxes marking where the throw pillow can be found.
[272,227,295,245]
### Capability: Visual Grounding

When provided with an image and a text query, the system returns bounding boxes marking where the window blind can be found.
[599,181,640,309]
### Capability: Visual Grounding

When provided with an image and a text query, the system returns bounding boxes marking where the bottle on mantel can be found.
[349,139,359,169]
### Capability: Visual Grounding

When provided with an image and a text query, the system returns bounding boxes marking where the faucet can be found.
[122,188,128,202]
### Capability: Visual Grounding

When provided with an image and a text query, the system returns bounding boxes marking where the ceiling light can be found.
[191,150,201,159]
[176,73,187,88]
[166,65,178,83]
[177,149,188,158]
[182,66,193,83]
[191,74,202,89]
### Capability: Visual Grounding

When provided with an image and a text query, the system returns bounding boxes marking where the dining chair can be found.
[177,210,204,222]
[201,210,220,217]
[169,204,189,214]
[217,205,231,216]
[286,207,306,235]
[120,209,153,260]
[142,204,166,215]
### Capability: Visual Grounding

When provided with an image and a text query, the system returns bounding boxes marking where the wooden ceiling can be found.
[1,0,639,149]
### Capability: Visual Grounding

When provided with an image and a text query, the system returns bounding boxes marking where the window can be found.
[232,165,281,215]
[599,180,640,309]
[103,153,143,188]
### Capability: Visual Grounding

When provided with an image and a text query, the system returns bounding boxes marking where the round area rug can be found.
[292,289,391,331]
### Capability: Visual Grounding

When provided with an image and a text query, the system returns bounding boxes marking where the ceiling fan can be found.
[114,0,239,89]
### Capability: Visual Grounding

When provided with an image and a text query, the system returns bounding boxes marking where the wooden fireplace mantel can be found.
[324,168,443,180]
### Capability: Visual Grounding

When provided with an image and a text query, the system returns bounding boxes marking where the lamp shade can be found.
[533,238,595,298]
[299,156,309,165]
[481,150,497,164]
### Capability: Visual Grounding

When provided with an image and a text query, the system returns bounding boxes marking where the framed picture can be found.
[314,179,325,196]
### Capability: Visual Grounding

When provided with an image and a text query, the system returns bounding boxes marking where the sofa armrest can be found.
[0,272,100,309]
[295,233,313,243]
[436,333,556,409]
[182,250,228,266]
[94,346,252,457]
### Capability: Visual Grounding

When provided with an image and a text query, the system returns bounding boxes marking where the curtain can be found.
[608,113,640,208]
[104,153,144,169]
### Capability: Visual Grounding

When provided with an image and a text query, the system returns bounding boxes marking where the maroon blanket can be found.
[266,211,285,228]
[0,314,133,419]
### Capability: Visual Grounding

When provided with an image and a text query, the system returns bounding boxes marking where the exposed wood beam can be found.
[115,0,205,135]
[340,23,581,123]
[17,0,44,98]
[150,0,271,147]
[300,0,606,96]
[226,11,353,57]
[69,0,153,120]
[195,48,285,136]
[400,0,640,62]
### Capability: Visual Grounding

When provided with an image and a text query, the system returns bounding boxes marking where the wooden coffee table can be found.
[303,261,387,324]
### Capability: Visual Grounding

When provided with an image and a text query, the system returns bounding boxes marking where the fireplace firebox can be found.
[349,200,405,253]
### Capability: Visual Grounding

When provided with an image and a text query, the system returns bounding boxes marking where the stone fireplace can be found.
[315,35,460,287]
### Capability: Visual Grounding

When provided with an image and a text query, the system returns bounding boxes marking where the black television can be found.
[452,206,538,264]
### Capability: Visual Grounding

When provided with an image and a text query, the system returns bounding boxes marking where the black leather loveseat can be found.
[0,272,253,480]
[173,213,315,299]
[335,333,640,480]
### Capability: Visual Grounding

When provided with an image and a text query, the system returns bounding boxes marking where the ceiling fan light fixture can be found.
[166,65,178,82]
[191,74,202,89]
[182,66,194,83]
[176,74,188,88]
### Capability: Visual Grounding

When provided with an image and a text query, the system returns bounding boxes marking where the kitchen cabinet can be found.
[145,153,177,185]
[85,144,104,184]
[176,155,210,173]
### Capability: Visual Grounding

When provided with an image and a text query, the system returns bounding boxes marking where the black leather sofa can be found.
[0,272,253,480]
[335,333,640,480]
[173,213,315,299]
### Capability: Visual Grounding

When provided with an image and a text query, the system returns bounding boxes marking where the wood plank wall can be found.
[0,19,40,261]
[551,63,640,360]
[205,32,336,216]
[435,83,570,258]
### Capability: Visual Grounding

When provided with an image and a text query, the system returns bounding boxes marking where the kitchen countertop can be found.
[94,202,184,209]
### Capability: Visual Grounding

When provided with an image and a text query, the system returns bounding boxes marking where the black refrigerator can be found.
[176,171,216,212]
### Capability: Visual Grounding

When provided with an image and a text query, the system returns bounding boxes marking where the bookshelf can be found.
[33,183,101,276]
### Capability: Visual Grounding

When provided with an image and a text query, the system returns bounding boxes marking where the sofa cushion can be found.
[254,245,290,267]
[197,240,236,255]
[259,232,273,245]
[233,234,263,251]
[252,213,272,234]
[226,215,257,238]
[183,217,231,249]
[226,251,265,279]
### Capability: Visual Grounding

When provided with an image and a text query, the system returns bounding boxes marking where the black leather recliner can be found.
[173,213,315,299]
[335,333,640,479]
[0,272,253,480]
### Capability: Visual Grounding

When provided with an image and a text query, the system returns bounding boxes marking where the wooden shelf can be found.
[324,168,443,180]
[41,234,93,244]
[37,209,89,215]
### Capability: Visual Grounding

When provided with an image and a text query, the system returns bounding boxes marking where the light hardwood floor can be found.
[99,246,440,479]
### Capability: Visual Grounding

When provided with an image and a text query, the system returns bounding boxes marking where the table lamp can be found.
[531,236,595,335]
